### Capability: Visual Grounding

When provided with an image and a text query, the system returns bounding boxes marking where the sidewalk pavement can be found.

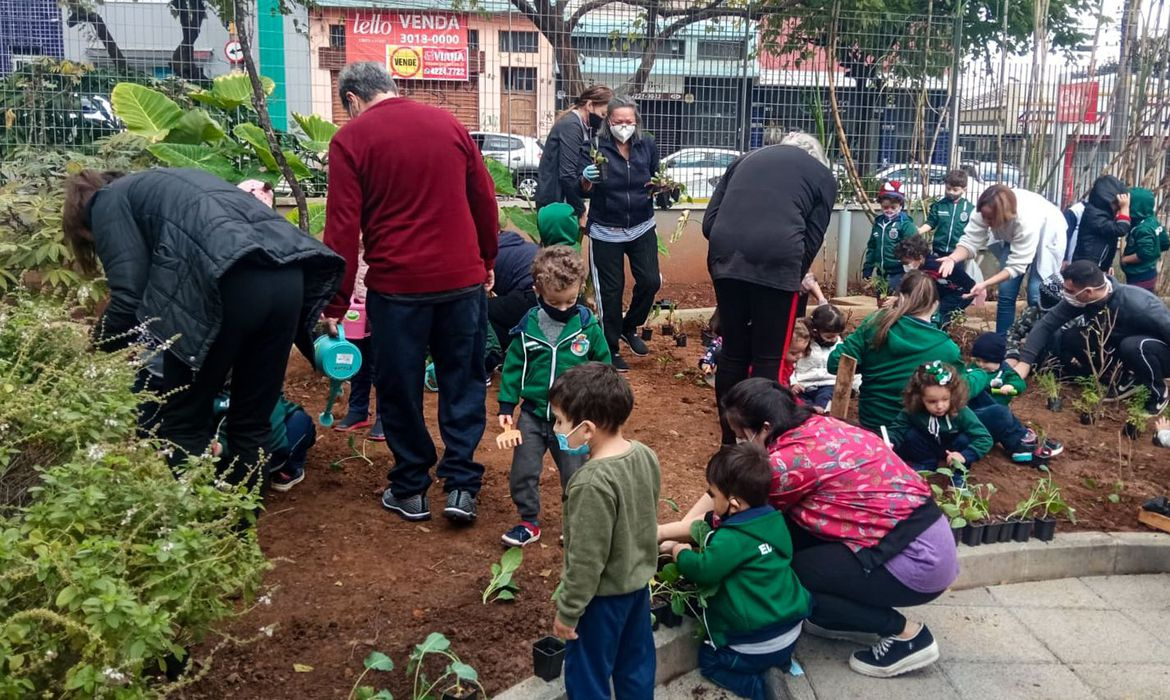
[655,574,1170,699]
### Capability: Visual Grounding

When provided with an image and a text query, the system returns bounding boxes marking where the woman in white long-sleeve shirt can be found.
[936,185,1066,336]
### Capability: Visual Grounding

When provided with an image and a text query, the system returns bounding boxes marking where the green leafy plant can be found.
[589,147,608,168]
[1072,375,1102,420]
[482,547,522,604]
[1033,467,1076,522]
[1125,386,1151,432]
[870,272,891,301]
[349,651,395,700]
[1034,370,1061,401]
[330,433,375,471]
[407,633,483,700]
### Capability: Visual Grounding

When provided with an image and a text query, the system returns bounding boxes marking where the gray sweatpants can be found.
[510,409,585,523]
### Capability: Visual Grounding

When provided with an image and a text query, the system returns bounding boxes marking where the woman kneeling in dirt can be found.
[658,378,958,679]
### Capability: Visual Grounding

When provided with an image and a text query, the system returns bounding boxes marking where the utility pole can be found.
[1111,0,1142,172]
[947,1,964,166]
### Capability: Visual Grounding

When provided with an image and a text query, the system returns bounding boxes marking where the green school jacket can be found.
[966,363,1027,406]
[864,212,918,277]
[828,313,961,431]
[1122,188,1164,281]
[676,507,811,648]
[926,197,975,256]
[497,305,611,420]
[887,406,993,465]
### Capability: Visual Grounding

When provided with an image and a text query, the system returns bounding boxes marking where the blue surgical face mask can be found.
[556,422,591,456]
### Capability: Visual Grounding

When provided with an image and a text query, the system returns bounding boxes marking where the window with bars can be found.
[571,36,685,60]
[469,29,480,52]
[499,31,538,53]
[328,25,345,51]
[502,66,537,92]
[696,40,742,60]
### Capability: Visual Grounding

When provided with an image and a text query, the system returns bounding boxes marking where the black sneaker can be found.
[611,354,630,373]
[444,489,477,523]
[381,489,431,521]
[621,331,650,357]
[1103,372,1139,403]
[1146,387,1170,416]
[269,465,305,493]
[849,624,940,678]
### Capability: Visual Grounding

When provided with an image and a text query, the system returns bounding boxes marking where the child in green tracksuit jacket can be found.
[212,391,316,492]
[664,443,810,700]
[1120,187,1168,292]
[919,169,975,256]
[968,332,1026,406]
[887,362,993,485]
[498,246,610,548]
[864,181,918,289]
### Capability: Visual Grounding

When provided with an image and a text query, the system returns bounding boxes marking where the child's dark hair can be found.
[870,271,938,349]
[706,443,772,508]
[532,245,586,292]
[894,234,930,262]
[945,169,968,188]
[903,361,968,416]
[809,304,846,335]
[549,362,633,431]
[789,319,812,358]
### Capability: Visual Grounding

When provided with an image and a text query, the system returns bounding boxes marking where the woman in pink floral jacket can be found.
[659,378,958,679]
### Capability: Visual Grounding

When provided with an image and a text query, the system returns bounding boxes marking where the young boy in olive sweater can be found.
[550,362,660,700]
[498,246,610,548]
[663,443,811,700]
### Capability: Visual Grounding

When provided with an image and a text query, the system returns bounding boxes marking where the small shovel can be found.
[496,428,523,450]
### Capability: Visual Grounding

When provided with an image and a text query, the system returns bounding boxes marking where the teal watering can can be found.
[313,325,362,428]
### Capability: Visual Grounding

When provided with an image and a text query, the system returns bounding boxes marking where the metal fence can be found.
[3,0,1170,210]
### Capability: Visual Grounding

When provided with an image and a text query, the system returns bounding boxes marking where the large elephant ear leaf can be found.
[146,143,241,182]
[293,112,339,149]
[111,83,182,141]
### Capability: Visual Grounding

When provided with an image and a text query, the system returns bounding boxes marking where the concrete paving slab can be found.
[986,578,1111,609]
[1111,532,1170,574]
[939,661,1097,700]
[932,587,998,607]
[1117,607,1170,643]
[1070,663,1170,700]
[795,636,956,699]
[653,669,733,699]
[1013,607,1170,664]
[914,605,1057,663]
[1080,573,1170,610]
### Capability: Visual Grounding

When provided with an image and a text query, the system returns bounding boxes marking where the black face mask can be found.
[540,299,577,323]
[587,112,603,130]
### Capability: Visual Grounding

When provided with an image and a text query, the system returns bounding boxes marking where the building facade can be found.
[0,0,64,74]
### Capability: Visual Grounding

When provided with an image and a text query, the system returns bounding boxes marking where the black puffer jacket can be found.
[703,145,838,291]
[1072,175,1129,270]
[584,134,659,229]
[88,168,344,369]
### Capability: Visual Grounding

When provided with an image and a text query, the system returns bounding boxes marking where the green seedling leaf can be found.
[500,547,523,572]
[364,651,394,672]
[449,661,478,683]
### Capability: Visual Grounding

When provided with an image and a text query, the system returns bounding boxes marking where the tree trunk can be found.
[232,0,310,233]
[66,8,129,71]
[170,0,209,83]
[555,40,586,99]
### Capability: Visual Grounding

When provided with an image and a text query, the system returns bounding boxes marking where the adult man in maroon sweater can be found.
[322,62,499,524]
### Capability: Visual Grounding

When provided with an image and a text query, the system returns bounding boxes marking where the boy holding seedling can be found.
[918,169,974,256]
[550,362,660,699]
[863,180,917,291]
[661,443,810,700]
[895,233,976,328]
[967,332,1027,407]
[498,246,611,547]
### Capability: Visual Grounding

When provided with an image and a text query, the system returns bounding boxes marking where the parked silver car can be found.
[470,131,543,199]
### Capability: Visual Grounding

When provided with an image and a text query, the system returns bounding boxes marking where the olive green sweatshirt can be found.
[556,440,661,628]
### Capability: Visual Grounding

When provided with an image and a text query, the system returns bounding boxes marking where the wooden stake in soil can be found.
[830,354,858,421]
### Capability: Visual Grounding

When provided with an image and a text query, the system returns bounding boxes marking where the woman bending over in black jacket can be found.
[63,168,344,489]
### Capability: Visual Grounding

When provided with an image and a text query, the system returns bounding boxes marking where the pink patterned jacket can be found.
[766,414,930,552]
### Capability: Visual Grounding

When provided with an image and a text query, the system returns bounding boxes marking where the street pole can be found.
[947,1,964,166]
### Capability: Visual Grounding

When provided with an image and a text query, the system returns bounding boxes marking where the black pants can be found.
[1117,335,1170,401]
[589,231,661,354]
[787,522,941,637]
[488,288,537,352]
[713,279,799,444]
[159,263,303,490]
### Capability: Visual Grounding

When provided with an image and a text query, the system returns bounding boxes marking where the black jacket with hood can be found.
[1072,175,1130,270]
[583,132,660,230]
[88,168,344,369]
[703,145,838,292]
[535,112,591,217]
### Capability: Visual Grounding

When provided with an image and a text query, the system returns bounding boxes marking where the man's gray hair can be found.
[598,96,643,143]
[338,62,398,108]
[778,130,830,168]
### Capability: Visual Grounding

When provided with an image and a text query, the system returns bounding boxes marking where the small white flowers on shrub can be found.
[102,667,128,685]
[120,507,138,526]
[160,541,175,553]
[44,649,57,661]
[86,444,106,461]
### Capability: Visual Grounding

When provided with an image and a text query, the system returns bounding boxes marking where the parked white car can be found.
[661,148,742,200]
[470,131,543,199]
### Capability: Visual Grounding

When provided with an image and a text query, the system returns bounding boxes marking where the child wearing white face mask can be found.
[863,181,918,292]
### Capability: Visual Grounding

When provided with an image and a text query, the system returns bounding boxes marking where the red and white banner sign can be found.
[346,12,469,81]
[1056,81,1100,124]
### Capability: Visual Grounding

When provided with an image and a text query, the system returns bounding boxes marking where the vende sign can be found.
[346,11,469,81]
[1056,81,1100,124]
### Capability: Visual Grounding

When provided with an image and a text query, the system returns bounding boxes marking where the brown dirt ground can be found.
[180,314,1170,699]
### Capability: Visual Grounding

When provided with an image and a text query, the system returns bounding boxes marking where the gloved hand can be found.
[583,165,601,183]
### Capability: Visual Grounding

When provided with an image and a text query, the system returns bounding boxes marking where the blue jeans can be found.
[895,427,974,471]
[344,336,382,422]
[799,385,835,411]
[993,244,1041,336]
[368,289,487,497]
[270,409,316,476]
[564,589,655,700]
[698,641,795,700]
[971,402,1029,452]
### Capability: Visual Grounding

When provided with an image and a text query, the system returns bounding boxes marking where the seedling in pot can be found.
[1072,376,1101,425]
[675,333,688,348]
[408,633,484,700]
[1031,467,1075,541]
[482,547,522,604]
[641,326,653,341]
[869,273,891,306]
[348,651,395,700]
[1123,387,1151,440]
[1034,370,1062,411]
[589,146,609,183]
[659,301,678,337]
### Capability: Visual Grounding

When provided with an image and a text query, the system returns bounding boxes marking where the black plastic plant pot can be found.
[981,522,1004,544]
[650,600,682,628]
[1034,518,1057,541]
[1079,412,1094,426]
[1123,423,1140,440]
[162,649,190,682]
[675,333,688,348]
[441,688,479,700]
[1013,519,1034,542]
[998,520,1016,543]
[961,524,985,547]
[532,636,566,682]
[596,161,610,184]
[641,327,653,341]
[661,324,676,337]
[1046,397,1063,412]
[952,526,962,545]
